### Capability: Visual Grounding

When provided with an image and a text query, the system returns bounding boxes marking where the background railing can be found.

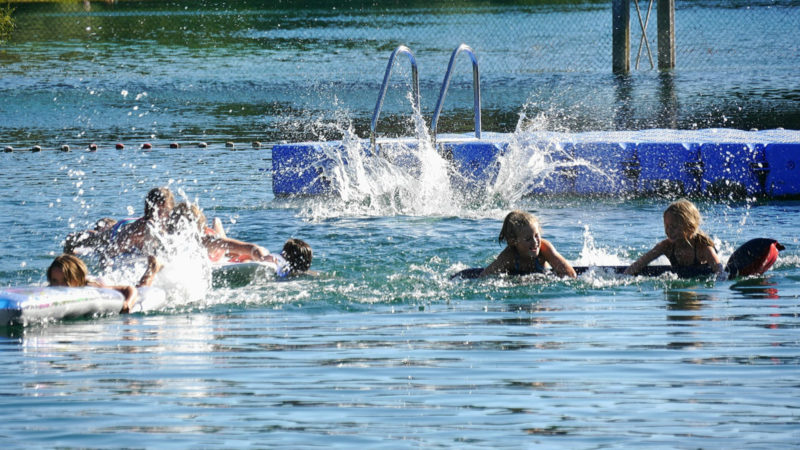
[0,0,797,146]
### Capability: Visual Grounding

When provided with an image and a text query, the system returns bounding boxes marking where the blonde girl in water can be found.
[481,210,576,278]
[624,199,723,276]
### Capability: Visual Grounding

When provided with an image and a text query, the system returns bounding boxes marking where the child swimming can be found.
[624,199,722,276]
[168,202,271,262]
[169,202,315,277]
[481,210,576,278]
[47,253,162,313]
[63,187,175,261]
[275,238,315,277]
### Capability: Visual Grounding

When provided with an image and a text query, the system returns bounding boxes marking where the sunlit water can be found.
[1,127,799,447]
[2,1,800,448]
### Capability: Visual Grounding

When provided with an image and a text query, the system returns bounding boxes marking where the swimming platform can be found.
[272,129,800,198]
[272,44,800,199]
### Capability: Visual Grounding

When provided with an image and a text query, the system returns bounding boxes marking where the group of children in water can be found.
[48,187,721,313]
[484,198,721,279]
[48,186,314,312]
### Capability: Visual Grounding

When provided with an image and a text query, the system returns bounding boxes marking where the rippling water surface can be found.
[1,140,799,447]
[1,1,800,448]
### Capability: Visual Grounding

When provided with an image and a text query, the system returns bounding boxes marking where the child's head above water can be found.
[498,210,542,258]
[498,210,540,244]
[281,238,312,274]
[663,199,702,240]
[144,187,175,221]
[168,202,206,234]
[47,254,89,287]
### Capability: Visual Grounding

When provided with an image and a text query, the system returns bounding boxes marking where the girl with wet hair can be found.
[481,210,575,278]
[625,199,722,276]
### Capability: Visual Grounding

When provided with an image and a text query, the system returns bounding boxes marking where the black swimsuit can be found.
[510,253,546,276]
[666,239,714,277]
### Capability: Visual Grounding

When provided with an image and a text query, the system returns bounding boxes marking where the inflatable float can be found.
[452,238,784,280]
[0,286,167,326]
[212,259,280,287]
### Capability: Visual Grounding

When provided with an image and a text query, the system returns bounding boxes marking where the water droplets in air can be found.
[292,100,605,220]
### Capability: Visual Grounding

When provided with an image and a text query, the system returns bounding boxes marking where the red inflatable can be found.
[724,238,785,278]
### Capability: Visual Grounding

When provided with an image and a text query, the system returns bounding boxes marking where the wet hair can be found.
[664,199,713,247]
[498,210,539,244]
[281,238,312,273]
[47,254,89,287]
[168,202,206,234]
[144,187,175,219]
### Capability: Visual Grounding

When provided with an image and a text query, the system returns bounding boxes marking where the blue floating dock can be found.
[635,143,701,196]
[272,130,800,199]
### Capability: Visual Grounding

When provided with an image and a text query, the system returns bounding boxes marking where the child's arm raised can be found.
[540,239,576,278]
[624,239,669,275]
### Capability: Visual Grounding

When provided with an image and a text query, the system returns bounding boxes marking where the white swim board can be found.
[0,286,167,326]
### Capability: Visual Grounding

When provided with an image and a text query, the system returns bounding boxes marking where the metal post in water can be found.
[657,0,676,70]
[370,45,420,152]
[430,43,481,147]
[612,0,631,74]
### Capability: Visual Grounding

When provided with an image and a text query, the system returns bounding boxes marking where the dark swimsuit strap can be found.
[667,237,707,268]
[512,252,545,275]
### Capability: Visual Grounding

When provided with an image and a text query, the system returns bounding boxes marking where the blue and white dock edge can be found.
[272,129,800,198]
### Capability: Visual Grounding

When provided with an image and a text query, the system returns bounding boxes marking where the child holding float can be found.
[47,253,162,313]
[480,210,576,278]
[624,199,723,277]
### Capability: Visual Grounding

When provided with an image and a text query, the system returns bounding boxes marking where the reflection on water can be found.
[666,288,711,313]
[730,277,780,300]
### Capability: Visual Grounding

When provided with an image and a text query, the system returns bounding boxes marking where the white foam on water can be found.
[300,98,464,219]
[573,225,630,267]
[296,106,599,220]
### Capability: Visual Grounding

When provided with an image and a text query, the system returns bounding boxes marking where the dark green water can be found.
[1,0,798,148]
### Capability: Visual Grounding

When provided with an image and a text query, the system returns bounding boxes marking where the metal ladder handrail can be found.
[430,43,481,145]
[370,45,420,150]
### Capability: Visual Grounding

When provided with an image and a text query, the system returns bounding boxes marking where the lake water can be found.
[2,1,800,448]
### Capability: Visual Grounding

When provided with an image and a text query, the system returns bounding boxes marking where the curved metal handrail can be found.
[431,44,481,144]
[370,45,420,150]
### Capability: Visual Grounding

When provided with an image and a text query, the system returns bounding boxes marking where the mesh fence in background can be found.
[1,1,798,74]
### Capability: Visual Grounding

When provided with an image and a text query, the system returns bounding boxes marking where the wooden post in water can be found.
[612,0,631,74]
[657,0,675,69]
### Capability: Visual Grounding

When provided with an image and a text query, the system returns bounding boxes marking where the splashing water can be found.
[295,104,615,220]
[94,215,211,306]
[573,225,630,267]
[154,219,213,305]
[301,99,460,219]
